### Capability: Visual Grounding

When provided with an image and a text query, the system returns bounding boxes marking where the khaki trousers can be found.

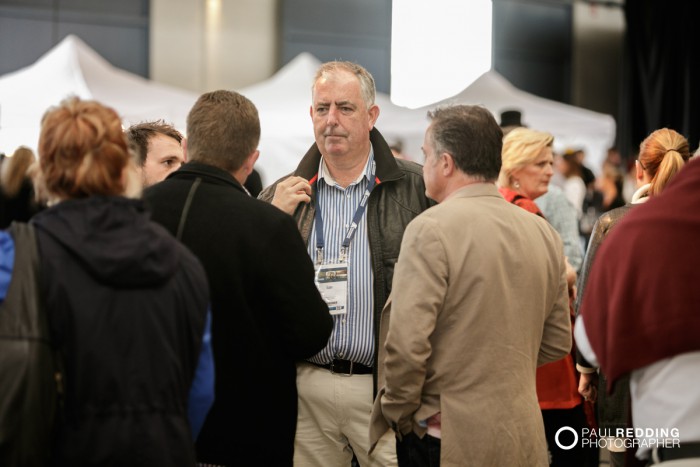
[294,362,397,467]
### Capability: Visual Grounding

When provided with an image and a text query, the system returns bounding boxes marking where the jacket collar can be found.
[171,161,247,195]
[450,182,503,200]
[294,127,404,185]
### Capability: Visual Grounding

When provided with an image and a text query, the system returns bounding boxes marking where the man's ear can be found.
[245,150,260,174]
[233,149,260,185]
[442,153,455,176]
[121,160,143,199]
[182,137,188,162]
[368,104,380,130]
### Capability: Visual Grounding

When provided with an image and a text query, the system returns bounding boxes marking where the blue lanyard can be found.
[314,161,377,264]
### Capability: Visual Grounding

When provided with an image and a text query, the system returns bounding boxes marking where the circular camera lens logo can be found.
[555,427,579,450]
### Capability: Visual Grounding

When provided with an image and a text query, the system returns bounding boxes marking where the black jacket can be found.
[32,196,209,466]
[0,179,42,228]
[575,204,634,432]
[259,128,435,381]
[144,162,332,466]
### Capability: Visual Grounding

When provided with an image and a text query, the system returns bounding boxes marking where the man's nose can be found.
[326,106,339,126]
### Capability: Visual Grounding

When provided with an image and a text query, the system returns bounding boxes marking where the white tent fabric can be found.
[240,56,616,184]
[0,35,197,157]
[428,70,617,176]
[0,38,615,186]
[235,53,320,185]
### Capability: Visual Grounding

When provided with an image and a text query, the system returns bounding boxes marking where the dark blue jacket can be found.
[1,196,213,466]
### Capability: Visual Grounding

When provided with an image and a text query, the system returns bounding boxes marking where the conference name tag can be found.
[314,262,348,315]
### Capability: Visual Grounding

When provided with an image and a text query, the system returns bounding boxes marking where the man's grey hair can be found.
[312,61,376,109]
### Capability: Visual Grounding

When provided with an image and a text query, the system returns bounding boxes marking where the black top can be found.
[0,179,42,228]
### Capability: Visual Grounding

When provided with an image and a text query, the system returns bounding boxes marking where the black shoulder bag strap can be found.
[0,222,62,465]
[176,178,202,241]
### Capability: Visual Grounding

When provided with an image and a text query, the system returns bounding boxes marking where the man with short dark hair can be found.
[125,120,185,187]
[144,90,333,466]
[370,104,572,467]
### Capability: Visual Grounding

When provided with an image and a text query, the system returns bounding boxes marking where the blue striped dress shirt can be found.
[307,150,376,367]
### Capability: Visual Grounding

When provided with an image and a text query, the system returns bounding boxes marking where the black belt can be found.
[310,359,373,376]
[656,442,700,462]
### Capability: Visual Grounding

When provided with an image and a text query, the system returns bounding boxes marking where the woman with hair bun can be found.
[576,127,690,467]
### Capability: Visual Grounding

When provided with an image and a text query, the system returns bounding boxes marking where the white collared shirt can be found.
[306,149,376,367]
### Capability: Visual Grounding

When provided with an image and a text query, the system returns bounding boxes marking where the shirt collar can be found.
[318,146,375,188]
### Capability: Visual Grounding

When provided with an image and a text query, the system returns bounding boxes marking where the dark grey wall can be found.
[280,0,392,94]
[492,0,623,139]
[278,0,599,116]
[571,4,624,121]
[1,0,621,129]
[0,0,149,77]
[492,0,573,103]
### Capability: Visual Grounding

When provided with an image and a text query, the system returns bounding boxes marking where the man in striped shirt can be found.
[260,61,434,466]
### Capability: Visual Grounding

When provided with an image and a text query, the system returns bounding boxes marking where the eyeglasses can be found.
[637,158,647,170]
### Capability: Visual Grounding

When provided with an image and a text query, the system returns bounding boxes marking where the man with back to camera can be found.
[143,90,333,466]
[369,104,572,466]
[125,120,185,187]
[259,60,435,466]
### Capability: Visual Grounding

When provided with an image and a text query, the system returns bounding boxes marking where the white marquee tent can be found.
[240,54,616,183]
[0,35,615,187]
[0,35,197,159]
[427,70,617,175]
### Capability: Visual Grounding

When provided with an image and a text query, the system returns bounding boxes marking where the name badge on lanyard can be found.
[315,253,349,315]
[313,161,376,316]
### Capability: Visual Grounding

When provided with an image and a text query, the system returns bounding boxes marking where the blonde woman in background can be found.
[499,127,591,467]
[0,146,41,227]
[498,127,555,216]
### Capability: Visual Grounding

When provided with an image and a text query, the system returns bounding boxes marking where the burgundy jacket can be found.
[579,158,700,390]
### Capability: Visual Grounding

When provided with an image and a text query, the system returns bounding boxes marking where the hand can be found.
[271,176,312,215]
[578,372,598,403]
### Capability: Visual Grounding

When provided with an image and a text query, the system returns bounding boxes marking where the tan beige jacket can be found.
[369,183,571,467]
